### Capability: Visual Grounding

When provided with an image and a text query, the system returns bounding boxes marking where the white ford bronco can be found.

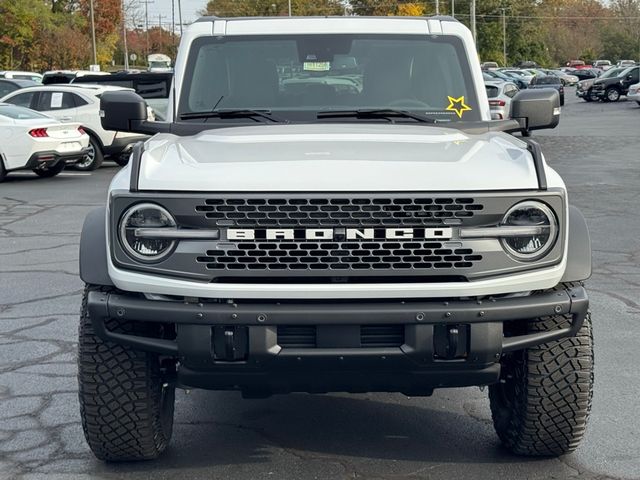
[78,16,593,461]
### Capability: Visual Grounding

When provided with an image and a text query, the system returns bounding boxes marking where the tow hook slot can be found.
[212,326,248,362]
[434,324,469,360]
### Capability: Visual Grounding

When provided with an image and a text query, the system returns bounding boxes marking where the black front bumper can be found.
[87,286,588,395]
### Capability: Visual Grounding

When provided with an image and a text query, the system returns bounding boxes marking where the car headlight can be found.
[500,201,558,261]
[118,203,176,262]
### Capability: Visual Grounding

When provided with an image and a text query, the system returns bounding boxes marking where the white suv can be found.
[0,84,148,170]
[78,15,593,461]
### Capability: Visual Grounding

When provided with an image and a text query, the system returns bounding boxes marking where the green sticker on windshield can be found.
[303,62,331,72]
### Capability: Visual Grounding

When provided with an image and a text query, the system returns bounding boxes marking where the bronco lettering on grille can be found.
[227,228,453,241]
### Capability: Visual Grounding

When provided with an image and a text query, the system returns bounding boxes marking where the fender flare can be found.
[79,207,114,286]
[561,205,592,282]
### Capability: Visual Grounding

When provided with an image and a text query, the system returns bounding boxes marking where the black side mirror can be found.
[100,90,169,135]
[509,89,560,136]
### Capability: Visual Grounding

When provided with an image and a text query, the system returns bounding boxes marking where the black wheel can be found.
[583,95,592,102]
[636,101,640,106]
[588,90,599,102]
[78,284,175,461]
[604,87,620,102]
[33,161,65,178]
[489,284,593,456]
[75,135,104,171]
[560,95,565,106]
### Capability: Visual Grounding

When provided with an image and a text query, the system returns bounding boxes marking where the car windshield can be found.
[600,68,624,79]
[618,66,635,77]
[179,34,481,123]
[0,104,49,119]
[485,85,499,98]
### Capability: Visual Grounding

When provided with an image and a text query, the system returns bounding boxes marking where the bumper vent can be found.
[277,326,316,348]
[277,325,405,349]
[360,325,405,347]
[195,196,483,228]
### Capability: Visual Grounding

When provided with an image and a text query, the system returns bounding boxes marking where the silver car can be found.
[485,80,519,119]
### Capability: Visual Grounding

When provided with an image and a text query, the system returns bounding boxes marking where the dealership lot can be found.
[1,90,639,480]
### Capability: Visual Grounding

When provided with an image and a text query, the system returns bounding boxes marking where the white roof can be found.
[5,84,134,97]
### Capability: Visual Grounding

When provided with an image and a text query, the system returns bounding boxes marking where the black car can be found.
[0,78,38,99]
[529,74,565,105]
[591,66,640,102]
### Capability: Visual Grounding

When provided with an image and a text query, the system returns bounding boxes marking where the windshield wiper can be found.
[317,109,439,123]
[180,109,283,123]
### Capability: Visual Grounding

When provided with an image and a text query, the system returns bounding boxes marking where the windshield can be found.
[149,61,170,69]
[485,85,499,98]
[179,34,481,123]
[0,104,49,119]
[600,68,623,79]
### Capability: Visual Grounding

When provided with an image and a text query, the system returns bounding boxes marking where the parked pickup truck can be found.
[77,15,593,461]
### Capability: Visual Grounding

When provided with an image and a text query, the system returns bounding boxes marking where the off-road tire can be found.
[75,135,103,171]
[489,283,593,457]
[33,161,65,178]
[78,284,175,461]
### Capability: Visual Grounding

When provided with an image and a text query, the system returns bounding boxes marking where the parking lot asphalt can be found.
[1,89,639,480]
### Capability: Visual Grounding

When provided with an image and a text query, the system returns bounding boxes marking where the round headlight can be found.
[118,203,176,262]
[500,201,558,261]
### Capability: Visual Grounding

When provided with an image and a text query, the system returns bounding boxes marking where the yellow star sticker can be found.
[446,96,472,119]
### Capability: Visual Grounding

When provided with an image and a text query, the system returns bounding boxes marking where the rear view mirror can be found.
[510,89,560,136]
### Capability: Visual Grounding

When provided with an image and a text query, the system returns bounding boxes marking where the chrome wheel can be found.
[75,142,95,169]
[606,88,620,102]
[74,136,103,171]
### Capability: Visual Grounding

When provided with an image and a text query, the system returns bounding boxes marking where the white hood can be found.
[137,124,538,192]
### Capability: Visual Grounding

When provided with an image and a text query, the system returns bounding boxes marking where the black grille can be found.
[196,241,482,272]
[195,197,484,227]
[360,325,405,347]
[277,326,316,348]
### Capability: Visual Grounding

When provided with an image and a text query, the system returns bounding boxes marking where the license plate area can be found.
[57,141,81,153]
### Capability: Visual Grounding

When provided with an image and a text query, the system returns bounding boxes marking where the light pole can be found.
[89,0,98,66]
[501,8,507,66]
[288,0,292,16]
[451,0,454,18]
[122,0,129,70]
[470,0,476,46]
[435,0,439,15]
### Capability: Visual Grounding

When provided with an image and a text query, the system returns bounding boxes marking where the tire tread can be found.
[77,284,173,461]
[489,282,593,456]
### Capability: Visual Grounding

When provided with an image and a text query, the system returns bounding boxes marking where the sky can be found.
[139,0,208,29]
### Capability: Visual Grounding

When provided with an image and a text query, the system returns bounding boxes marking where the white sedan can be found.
[628,83,640,106]
[0,103,89,181]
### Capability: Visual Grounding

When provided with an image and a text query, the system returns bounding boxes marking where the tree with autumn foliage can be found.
[201,0,344,17]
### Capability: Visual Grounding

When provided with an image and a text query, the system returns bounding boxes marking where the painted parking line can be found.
[58,172,92,176]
